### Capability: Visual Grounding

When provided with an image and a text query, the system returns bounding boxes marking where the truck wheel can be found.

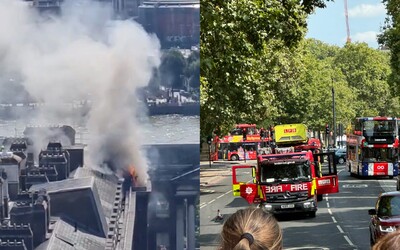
[230,154,239,161]
[338,158,345,164]
[317,194,323,202]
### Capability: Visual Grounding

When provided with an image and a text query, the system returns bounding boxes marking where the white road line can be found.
[337,225,344,233]
[200,190,233,209]
[328,209,332,215]
[344,235,354,246]
[331,216,337,223]
[327,203,330,208]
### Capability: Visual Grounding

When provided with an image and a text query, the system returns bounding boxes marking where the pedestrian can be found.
[218,207,283,250]
[215,209,224,221]
[372,230,400,250]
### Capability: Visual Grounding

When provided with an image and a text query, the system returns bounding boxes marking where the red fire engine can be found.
[232,124,339,217]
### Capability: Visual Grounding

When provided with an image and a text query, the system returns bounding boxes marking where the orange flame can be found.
[128,165,138,187]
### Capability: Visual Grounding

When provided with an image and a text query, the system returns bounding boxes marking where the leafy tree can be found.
[378,0,400,96]
[159,49,186,89]
[333,42,397,117]
[200,0,332,139]
[186,59,200,89]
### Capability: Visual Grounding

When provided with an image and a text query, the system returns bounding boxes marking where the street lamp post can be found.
[207,136,213,168]
[332,87,336,148]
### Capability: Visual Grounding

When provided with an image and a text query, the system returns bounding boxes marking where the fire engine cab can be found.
[232,124,339,217]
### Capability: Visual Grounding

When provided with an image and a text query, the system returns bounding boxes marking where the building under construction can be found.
[0,125,199,249]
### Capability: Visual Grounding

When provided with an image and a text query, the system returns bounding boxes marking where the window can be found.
[362,148,396,162]
[260,162,311,183]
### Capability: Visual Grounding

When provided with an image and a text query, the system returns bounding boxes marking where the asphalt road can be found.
[199,161,396,250]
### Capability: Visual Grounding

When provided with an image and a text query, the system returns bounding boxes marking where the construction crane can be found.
[344,0,351,43]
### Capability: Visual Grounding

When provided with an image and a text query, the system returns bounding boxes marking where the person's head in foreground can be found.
[219,207,283,250]
[372,230,400,250]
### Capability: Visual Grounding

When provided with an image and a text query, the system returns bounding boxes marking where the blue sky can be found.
[306,0,387,49]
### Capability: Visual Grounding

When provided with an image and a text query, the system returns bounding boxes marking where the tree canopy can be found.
[201,0,399,140]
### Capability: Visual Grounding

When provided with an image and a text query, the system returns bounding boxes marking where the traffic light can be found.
[325,124,330,134]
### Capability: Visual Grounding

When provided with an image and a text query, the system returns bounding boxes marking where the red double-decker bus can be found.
[210,124,272,161]
[347,117,399,178]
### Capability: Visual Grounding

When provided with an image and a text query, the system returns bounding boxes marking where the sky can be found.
[306,0,387,49]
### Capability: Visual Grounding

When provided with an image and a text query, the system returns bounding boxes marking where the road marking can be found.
[331,216,337,223]
[344,235,354,246]
[327,203,330,208]
[342,184,368,188]
[200,190,233,209]
[337,225,344,233]
[328,209,332,215]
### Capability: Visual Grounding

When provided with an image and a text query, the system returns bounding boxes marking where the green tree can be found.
[299,40,356,130]
[186,59,200,89]
[333,42,397,117]
[200,0,332,139]
[378,0,400,96]
[159,49,186,89]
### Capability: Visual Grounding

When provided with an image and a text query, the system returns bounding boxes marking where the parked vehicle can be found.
[368,191,400,246]
[232,124,339,217]
[335,148,347,164]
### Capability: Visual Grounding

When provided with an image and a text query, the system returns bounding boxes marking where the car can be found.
[368,191,400,246]
[334,148,346,164]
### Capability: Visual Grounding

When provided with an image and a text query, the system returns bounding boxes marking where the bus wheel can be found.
[231,154,239,161]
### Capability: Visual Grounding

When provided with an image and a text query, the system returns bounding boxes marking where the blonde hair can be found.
[372,230,400,250]
[219,207,283,250]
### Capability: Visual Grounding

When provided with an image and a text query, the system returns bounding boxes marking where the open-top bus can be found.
[210,124,272,161]
[347,117,399,178]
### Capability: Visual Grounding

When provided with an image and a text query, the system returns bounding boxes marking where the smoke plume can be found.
[0,0,161,185]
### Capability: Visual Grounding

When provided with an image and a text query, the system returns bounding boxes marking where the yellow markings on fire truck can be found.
[311,178,316,195]
[258,185,264,199]
[232,183,241,196]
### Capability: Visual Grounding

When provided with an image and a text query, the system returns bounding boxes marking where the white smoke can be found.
[0,0,161,185]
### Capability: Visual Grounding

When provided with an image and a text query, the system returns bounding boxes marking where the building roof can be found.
[29,177,108,237]
[73,167,119,222]
[36,218,105,250]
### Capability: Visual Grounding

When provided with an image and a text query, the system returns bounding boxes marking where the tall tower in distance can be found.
[344,0,351,43]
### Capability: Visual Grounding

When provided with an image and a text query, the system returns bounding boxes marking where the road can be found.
[199,161,396,250]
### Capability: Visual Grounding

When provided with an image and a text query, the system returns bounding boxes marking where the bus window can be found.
[362,148,396,163]
[347,145,356,161]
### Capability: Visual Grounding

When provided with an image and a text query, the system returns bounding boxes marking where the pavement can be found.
[200,160,257,194]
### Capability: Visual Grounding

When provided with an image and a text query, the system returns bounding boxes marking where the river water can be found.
[0,115,199,145]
